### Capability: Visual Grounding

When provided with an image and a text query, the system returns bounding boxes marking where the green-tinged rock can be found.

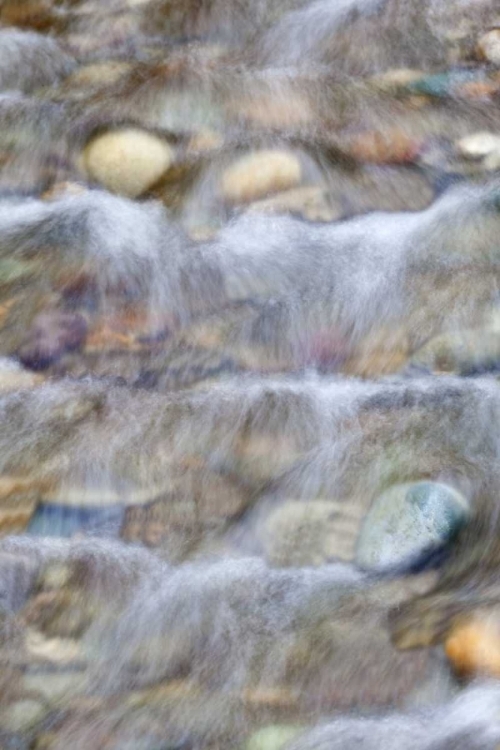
[246,725,304,750]
[355,481,470,571]
[0,258,36,284]
[405,70,484,98]
[0,699,46,732]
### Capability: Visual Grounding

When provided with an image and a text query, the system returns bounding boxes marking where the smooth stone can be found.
[26,630,83,666]
[28,502,124,538]
[355,482,470,572]
[83,129,174,198]
[0,699,46,732]
[23,671,89,704]
[0,359,44,392]
[445,613,500,678]
[409,319,500,375]
[0,476,41,536]
[246,186,341,223]
[370,68,426,92]
[456,131,500,160]
[63,61,133,91]
[18,311,88,371]
[406,70,483,98]
[259,500,362,567]
[478,29,500,65]
[221,150,302,204]
[246,725,304,750]
[346,128,421,165]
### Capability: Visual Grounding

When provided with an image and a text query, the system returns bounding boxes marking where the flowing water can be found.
[2,0,500,747]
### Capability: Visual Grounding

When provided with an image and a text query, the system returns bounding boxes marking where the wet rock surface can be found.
[1,0,500,748]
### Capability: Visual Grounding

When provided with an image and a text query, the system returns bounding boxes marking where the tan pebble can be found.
[83,128,174,199]
[26,630,82,665]
[66,61,132,90]
[246,186,341,223]
[445,617,500,677]
[478,29,500,65]
[42,182,87,201]
[187,129,224,153]
[370,68,426,91]
[0,369,45,392]
[242,687,298,709]
[221,150,302,204]
[0,476,43,535]
[232,92,313,129]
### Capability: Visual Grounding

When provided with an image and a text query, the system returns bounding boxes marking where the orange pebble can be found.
[445,619,500,677]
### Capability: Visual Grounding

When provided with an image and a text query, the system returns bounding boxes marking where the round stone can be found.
[83,128,174,198]
[478,29,500,65]
[247,725,304,750]
[355,481,470,572]
[456,131,500,160]
[221,149,302,204]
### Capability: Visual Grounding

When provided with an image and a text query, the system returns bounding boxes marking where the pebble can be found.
[26,630,83,666]
[0,700,46,733]
[445,615,500,678]
[346,129,421,165]
[456,132,500,160]
[406,70,485,99]
[477,29,500,65]
[0,476,42,536]
[259,500,361,567]
[410,318,500,375]
[355,481,470,572]
[246,186,341,222]
[18,311,87,371]
[82,128,174,199]
[221,150,302,204]
[28,502,124,538]
[0,358,44,392]
[370,68,426,92]
[247,725,304,750]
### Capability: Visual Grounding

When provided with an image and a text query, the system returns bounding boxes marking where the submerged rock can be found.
[346,128,421,165]
[445,615,500,679]
[0,699,46,733]
[221,150,302,204]
[18,311,88,371]
[247,725,305,750]
[477,29,500,65]
[456,131,500,160]
[246,186,341,223]
[256,499,362,567]
[28,502,124,538]
[355,481,470,572]
[82,129,174,199]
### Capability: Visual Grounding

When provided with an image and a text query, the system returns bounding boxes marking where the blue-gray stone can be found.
[28,502,124,538]
[355,481,470,572]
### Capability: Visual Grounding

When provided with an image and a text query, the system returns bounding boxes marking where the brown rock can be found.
[0,476,43,534]
[347,128,422,165]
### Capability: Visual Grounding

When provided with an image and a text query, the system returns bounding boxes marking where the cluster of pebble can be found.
[1,0,500,748]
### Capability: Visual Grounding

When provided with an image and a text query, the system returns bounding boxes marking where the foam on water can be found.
[0,181,500,367]
[2,0,500,746]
